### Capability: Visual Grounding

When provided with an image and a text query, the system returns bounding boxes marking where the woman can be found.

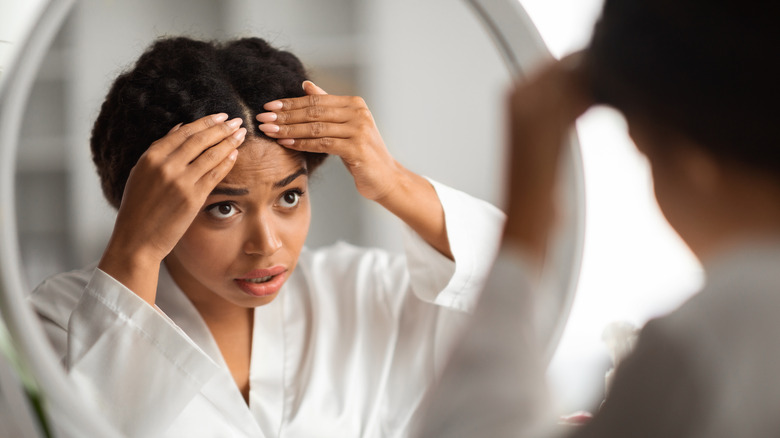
[30,37,503,437]
[417,0,780,437]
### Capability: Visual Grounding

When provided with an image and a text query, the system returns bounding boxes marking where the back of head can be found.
[587,0,780,174]
[91,37,327,209]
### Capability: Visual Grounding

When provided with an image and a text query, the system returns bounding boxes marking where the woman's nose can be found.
[243,218,283,256]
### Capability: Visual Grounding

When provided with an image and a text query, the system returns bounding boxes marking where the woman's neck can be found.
[680,169,780,264]
[162,257,254,404]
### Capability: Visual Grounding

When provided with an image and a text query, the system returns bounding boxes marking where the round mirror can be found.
[0,0,583,435]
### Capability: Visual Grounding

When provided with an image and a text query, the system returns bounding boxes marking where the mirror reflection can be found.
[14,0,522,436]
[16,0,512,286]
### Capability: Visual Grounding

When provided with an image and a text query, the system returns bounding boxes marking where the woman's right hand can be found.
[98,113,246,305]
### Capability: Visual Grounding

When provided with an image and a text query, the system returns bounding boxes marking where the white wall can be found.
[361,0,511,250]
[0,0,47,85]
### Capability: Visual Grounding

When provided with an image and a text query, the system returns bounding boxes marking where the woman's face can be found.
[165,137,311,310]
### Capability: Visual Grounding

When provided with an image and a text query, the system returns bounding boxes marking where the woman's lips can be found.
[234,266,288,297]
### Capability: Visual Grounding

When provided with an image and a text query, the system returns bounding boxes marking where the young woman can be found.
[30,37,503,437]
[418,1,780,437]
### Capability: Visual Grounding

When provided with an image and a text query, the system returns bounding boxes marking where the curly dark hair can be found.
[587,0,780,174]
[91,36,328,209]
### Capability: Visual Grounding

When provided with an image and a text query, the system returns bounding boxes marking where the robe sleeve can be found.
[413,245,556,438]
[402,178,505,313]
[364,180,506,424]
[55,268,218,437]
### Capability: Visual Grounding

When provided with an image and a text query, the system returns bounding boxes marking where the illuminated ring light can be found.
[0,0,583,435]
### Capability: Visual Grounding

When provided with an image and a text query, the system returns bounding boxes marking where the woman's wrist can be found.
[98,238,163,306]
[369,160,408,204]
[373,167,453,259]
[502,191,553,277]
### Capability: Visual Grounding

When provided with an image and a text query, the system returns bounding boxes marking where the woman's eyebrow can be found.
[209,187,249,196]
[273,167,308,188]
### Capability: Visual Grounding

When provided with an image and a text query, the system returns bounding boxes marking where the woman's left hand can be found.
[256,81,399,201]
[258,82,453,259]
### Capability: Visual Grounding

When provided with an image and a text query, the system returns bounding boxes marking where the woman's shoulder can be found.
[28,263,99,329]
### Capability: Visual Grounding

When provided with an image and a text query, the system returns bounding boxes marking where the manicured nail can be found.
[258,123,280,133]
[256,112,277,122]
[170,122,183,133]
[213,113,229,122]
[277,138,295,146]
[264,101,283,111]
[226,117,243,129]
[228,149,238,161]
[232,127,247,140]
[302,80,325,93]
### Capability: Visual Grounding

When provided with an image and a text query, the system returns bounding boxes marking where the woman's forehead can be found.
[221,137,307,186]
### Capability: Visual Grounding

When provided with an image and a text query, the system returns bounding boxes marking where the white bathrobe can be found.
[29,180,504,438]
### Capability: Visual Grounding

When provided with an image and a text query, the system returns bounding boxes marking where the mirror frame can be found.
[468,0,585,358]
[0,0,584,435]
[0,2,122,435]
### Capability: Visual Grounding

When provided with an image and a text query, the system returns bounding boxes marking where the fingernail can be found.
[232,127,247,140]
[258,123,280,133]
[226,117,243,129]
[228,149,238,161]
[171,122,183,132]
[256,112,277,122]
[278,138,295,146]
[264,101,283,111]
[302,80,326,94]
[213,113,229,122]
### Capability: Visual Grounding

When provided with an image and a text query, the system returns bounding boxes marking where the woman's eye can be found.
[278,190,302,208]
[206,202,239,219]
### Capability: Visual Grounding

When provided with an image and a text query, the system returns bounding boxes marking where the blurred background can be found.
[2,0,703,419]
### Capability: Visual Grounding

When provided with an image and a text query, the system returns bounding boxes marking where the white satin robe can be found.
[29,180,504,438]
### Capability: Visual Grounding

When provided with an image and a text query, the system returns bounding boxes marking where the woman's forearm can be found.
[373,163,453,260]
[96,114,243,307]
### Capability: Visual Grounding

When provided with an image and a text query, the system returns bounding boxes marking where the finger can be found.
[302,80,328,96]
[187,127,246,176]
[258,121,352,139]
[263,93,358,112]
[152,113,229,155]
[257,106,355,125]
[516,58,591,121]
[170,117,244,163]
[194,147,239,194]
[275,137,349,154]
[168,122,183,134]
[260,80,328,112]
